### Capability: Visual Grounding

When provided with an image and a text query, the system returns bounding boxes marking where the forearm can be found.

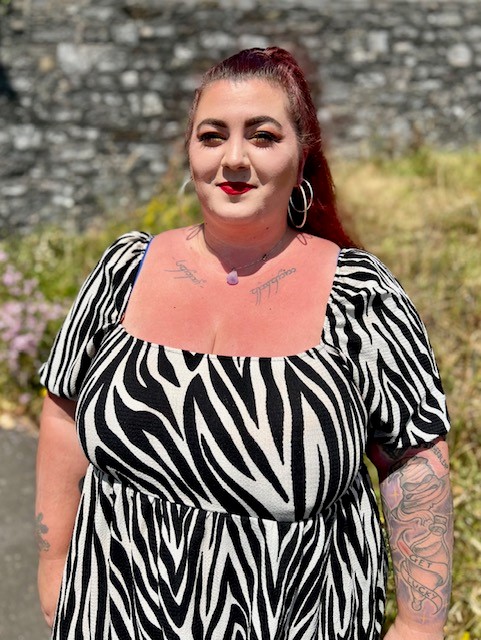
[379,440,453,635]
[36,393,89,558]
[36,393,89,626]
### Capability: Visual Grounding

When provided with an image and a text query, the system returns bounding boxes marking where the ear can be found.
[297,149,308,185]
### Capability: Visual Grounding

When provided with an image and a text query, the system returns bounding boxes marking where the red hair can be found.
[186,47,356,248]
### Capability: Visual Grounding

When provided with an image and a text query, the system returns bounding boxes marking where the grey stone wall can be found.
[1,0,480,236]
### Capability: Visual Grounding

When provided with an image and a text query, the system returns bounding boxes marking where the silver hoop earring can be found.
[288,179,313,229]
[178,176,193,197]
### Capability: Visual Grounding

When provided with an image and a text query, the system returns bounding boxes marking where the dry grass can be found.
[333,147,481,640]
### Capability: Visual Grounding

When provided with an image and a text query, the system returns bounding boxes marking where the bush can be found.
[0,248,66,416]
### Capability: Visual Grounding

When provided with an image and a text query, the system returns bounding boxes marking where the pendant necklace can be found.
[204,229,288,285]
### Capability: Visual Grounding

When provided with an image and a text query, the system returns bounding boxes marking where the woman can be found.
[36,47,452,639]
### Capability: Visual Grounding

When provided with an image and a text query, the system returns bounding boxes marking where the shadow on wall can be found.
[0,62,17,101]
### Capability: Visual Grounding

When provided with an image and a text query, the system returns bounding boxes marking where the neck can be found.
[200,221,292,270]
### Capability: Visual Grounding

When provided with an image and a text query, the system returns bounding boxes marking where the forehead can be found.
[193,78,292,124]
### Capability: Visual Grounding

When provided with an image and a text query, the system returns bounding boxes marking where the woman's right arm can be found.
[35,392,89,628]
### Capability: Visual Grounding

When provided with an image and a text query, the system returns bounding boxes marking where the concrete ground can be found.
[0,427,50,640]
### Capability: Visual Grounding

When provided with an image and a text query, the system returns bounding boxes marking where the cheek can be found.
[262,154,300,187]
[189,148,218,181]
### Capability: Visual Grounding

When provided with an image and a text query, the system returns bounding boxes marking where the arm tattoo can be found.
[35,512,51,552]
[165,259,206,287]
[381,448,453,625]
[250,267,296,305]
[430,445,450,471]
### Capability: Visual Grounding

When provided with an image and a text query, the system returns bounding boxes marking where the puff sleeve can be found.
[39,231,151,400]
[325,249,450,452]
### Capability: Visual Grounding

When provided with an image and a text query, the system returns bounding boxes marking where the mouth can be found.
[218,182,254,196]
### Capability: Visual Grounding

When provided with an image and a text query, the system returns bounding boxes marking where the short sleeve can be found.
[39,231,151,400]
[325,249,450,452]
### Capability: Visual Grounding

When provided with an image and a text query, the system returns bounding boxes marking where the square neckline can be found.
[118,234,346,361]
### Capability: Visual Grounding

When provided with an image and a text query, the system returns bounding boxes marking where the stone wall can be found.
[1,0,480,235]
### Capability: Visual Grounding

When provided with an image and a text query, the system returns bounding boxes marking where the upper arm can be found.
[37,392,88,482]
[39,232,150,400]
[367,435,449,483]
[331,251,450,453]
[41,391,77,425]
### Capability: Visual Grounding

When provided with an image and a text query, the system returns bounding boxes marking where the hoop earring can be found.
[288,179,313,229]
[178,176,193,197]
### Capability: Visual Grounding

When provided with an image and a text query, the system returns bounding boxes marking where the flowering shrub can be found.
[0,248,66,415]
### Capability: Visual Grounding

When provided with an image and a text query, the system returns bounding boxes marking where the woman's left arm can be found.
[370,438,453,640]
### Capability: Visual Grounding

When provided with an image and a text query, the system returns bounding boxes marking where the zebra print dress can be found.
[40,232,450,640]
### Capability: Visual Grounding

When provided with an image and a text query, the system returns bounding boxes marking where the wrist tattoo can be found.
[35,512,51,552]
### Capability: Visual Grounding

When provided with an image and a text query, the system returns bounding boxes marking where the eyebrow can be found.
[196,116,284,131]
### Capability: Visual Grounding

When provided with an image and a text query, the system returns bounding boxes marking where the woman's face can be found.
[188,78,305,228]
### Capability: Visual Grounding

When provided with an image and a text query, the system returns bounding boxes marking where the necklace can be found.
[203,229,288,285]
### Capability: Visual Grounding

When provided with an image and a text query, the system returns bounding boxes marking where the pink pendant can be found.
[226,269,239,285]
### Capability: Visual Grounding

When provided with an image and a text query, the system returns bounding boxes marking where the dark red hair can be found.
[186,47,356,248]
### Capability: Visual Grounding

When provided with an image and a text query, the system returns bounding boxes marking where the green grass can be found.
[334,147,481,640]
[1,147,480,639]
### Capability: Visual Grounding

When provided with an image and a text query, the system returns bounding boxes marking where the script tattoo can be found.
[382,452,452,623]
[35,512,51,552]
[431,445,450,471]
[251,267,296,304]
[165,259,206,287]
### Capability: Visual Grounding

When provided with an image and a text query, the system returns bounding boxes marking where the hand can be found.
[38,555,65,628]
[384,616,445,640]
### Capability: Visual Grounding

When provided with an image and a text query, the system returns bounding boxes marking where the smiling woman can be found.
[36,47,452,640]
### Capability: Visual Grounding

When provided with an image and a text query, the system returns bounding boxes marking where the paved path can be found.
[0,428,50,640]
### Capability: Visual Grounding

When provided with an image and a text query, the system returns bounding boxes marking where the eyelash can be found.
[197,131,280,147]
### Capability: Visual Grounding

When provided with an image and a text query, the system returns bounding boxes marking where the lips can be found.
[218,182,254,195]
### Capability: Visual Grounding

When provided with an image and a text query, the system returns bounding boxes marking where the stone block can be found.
[426,12,462,27]
[81,6,116,22]
[142,93,164,117]
[57,43,127,75]
[12,125,42,151]
[38,55,56,73]
[112,23,139,45]
[238,34,270,50]
[2,183,28,198]
[447,43,473,67]
[51,109,83,123]
[200,32,235,50]
[57,144,96,162]
[368,31,389,55]
[121,70,140,89]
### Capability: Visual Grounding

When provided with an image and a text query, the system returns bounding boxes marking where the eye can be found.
[251,131,280,146]
[197,132,225,147]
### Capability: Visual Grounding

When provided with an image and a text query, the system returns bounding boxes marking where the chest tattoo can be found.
[165,259,206,287]
[250,267,297,305]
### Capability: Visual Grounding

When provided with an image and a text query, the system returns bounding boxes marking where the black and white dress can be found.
[40,232,450,640]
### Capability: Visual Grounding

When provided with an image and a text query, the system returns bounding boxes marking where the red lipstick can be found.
[218,182,254,195]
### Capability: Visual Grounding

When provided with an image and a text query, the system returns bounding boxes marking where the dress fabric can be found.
[40,232,450,640]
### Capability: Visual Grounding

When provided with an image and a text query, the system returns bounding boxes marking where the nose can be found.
[221,135,248,170]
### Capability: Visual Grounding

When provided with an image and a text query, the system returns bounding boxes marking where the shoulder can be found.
[95,230,153,277]
[144,225,203,263]
[335,248,405,297]
[103,230,153,262]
